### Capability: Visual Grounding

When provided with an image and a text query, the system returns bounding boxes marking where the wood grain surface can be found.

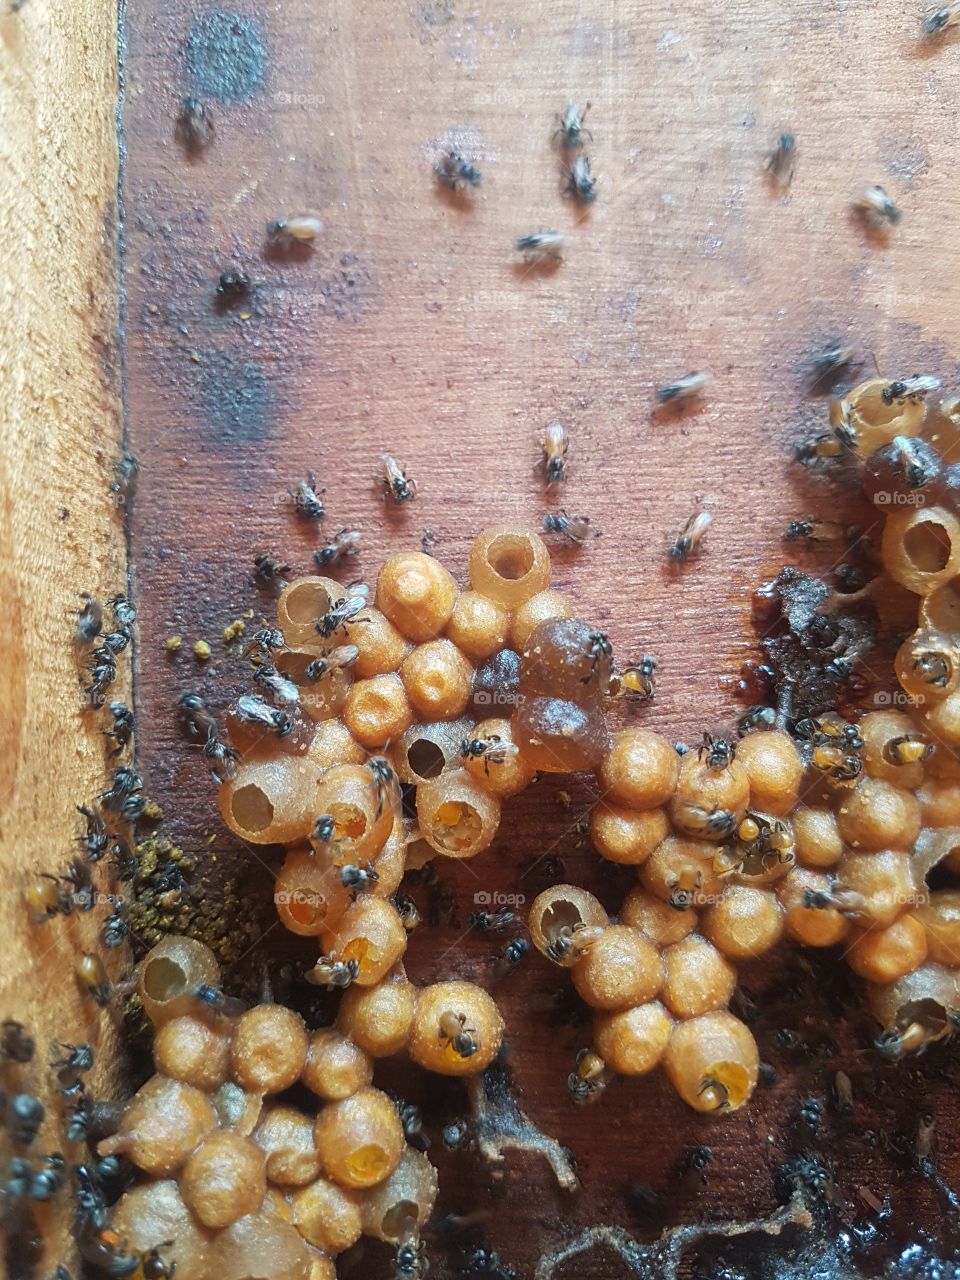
[118,1,960,1276]
[0,0,125,1273]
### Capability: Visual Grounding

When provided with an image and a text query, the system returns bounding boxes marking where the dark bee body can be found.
[516,231,564,261]
[657,372,710,405]
[923,4,960,34]
[567,1049,608,1105]
[539,422,569,485]
[305,644,359,682]
[434,150,481,190]
[738,705,776,735]
[460,735,518,772]
[244,628,287,660]
[101,899,130,949]
[189,983,246,1018]
[104,701,134,755]
[880,375,940,405]
[314,528,361,568]
[215,268,250,305]
[177,691,215,740]
[178,96,213,148]
[546,923,603,964]
[254,552,290,582]
[75,594,103,645]
[52,1042,94,1096]
[235,694,292,737]
[106,595,136,627]
[312,814,335,845]
[564,154,597,202]
[491,936,529,981]
[7,1093,44,1145]
[30,1153,66,1200]
[1,1021,35,1064]
[307,952,359,989]
[854,185,901,226]
[111,454,140,500]
[367,756,400,820]
[202,732,240,784]
[289,473,325,520]
[77,805,108,861]
[698,732,735,770]
[252,662,300,706]
[438,1011,478,1059]
[542,511,597,544]
[668,510,712,561]
[316,589,370,639]
[393,1240,427,1279]
[811,342,855,381]
[766,132,795,186]
[555,101,592,148]
[98,767,143,817]
[62,857,95,912]
[617,655,657,703]
[340,862,379,896]
[379,453,417,504]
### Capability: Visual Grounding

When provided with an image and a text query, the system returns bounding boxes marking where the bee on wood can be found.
[563,154,598,202]
[177,96,213,149]
[52,1042,94,1095]
[1,1020,35,1064]
[316,587,371,639]
[811,342,856,381]
[783,518,857,542]
[314,528,361,568]
[235,694,292,737]
[289,473,325,520]
[85,651,117,704]
[30,1153,66,1201]
[853,185,901,226]
[75,594,103,645]
[567,1049,608,1105]
[305,644,359,682]
[99,767,143,813]
[105,595,135,627]
[796,432,844,464]
[189,984,247,1018]
[516,231,564,261]
[100,899,129,949]
[682,1142,713,1189]
[99,623,132,655]
[103,701,134,755]
[491,936,529,981]
[251,662,300,705]
[539,422,569,486]
[108,835,138,882]
[699,732,735,769]
[202,732,240,784]
[307,952,359,989]
[766,132,796,187]
[62,857,96,912]
[24,875,70,923]
[438,1011,478,1059]
[615,655,657,703]
[76,805,108,861]
[254,552,291,582]
[76,954,113,1008]
[7,1094,45,1145]
[460,735,519,773]
[379,453,417,504]
[340,862,379,897]
[266,213,323,244]
[738,705,776,735]
[555,101,592,148]
[434,150,481,190]
[668,509,712,561]
[657,372,711,405]
[542,511,598,545]
[177,692,217,741]
[215,268,250,303]
[922,3,960,34]
[111,454,140,500]
[881,375,941,405]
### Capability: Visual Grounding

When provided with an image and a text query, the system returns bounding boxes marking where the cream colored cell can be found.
[620,885,698,947]
[895,627,960,703]
[231,1005,309,1094]
[110,1181,214,1280]
[461,716,536,798]
[342,674,414,748]
[181,1132,267,1229]
[593,1001,673,1076]
[847,914,928,983]
[212,1208,314,1280]
[835,778,922,851]
[640,835,723,910]
[218,755,323,845]
[98,1076,216,1176]
[314,763,394,865]
[154,1016,233,1091]
[663,1011,759,1114]
[301,1028,374,1101]
[254,1105,324,1185]
[320,896,408,987]
[669,752,750,837]
[792,806,845,869]
[376,552,459,641]
[273,645,352,723]
[528,884,609,960]
[360,1146,439,1243]
[916,890,960,967]
[336,970,417,1057]
[735,730,803,816]
[838,849,921,927]
[445,590,510,659]
[313,1087,405,1189]
[918,779,960,828]
[306,718,366,772]
[882,505,960,596]
[570,925,665,1010]
[415,769,501,857]
[408,980,504,1076]
[596,729,681,809]
[778,867,851,947]
[278,576,346,644]
[859,709,928,788]
[589,803,669,866]
[468,526,551,608]
[838,376,925,457]
[510,589,574,650]
[661,934,737,1019]
[290,1177,363,1253]
[138,935,221,1027]
[351,606,411,677]
[276,847,351,937]
[921,689,960,747]
[701,885,784,960]
[400,639,474,719]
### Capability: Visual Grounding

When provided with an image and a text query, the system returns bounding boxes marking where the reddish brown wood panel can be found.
[121,1,960,1275]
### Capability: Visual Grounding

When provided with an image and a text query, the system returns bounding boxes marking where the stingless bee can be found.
[853,185,901,226]
[567,1049,609,1104]
[235,694,293,737]
[657,372,711,405]
[379,453,417,504]
[542,511,597,544]
[698,732,735,769]
[305,644,359,682]
[539,422,569,485]
[881,375,941,405]
[75,594,103,645]
[266,213,323,244]
[177,96,213,148]
[316,588,371,639]
[546,923,603,965]
[811,342,856,381]
[460,734,519,772]
[253,552,291,582]
[340,862,379,896]
[76,805,108,861]
[434,150,481,190]
[252,662,300,705]
[668,509,712,561]
[516,231,564,262]
[766,132,796,187]
[922,3,960,34]
[314,528,361,568]
[104,701,134,755]
[555,101,592,148]
[563,154,598,202]
[438,1011,478,1059]
[307,951,359,989]
[367,755,400,820]
[616,655,657,703]
[289,473,325,520]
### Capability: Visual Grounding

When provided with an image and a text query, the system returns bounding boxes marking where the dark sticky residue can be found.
[185,11,265,102]
[196,350,274,441]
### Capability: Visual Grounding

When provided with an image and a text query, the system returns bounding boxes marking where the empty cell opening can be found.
[284,581,333,625]
[142,956,187,1002]
[486,534,535,581]
[381,1201,419,1243]
[347,1143,390,1183]
[903,520,951,574]
[900,997,949,1037]
[539,898,586,942]
[287,890,326,928]
[232,783,274,832]
[406,738,447,780]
